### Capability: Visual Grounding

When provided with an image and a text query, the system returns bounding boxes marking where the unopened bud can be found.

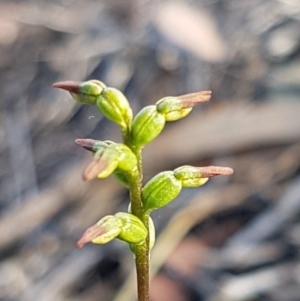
[77,213,148,248]
[131,106,165,149]
[174,165,234,187]
[142,171,182,212]
[113,144,138,173]
[96,87,133,130]
[156,91,211,121]
[54,80,133,131]
[129,216,156,254]
[53,80,106,105]
[82,143,137,181]
[115,213,148,244]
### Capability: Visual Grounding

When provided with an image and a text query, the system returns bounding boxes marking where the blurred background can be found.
[1,0,300,300]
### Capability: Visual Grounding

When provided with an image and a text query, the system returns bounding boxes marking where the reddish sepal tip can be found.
[82,158,108,181]
[76,224,106,248]
[53,81,81,92]
[75,138,96,151]
[179,90,212,108]
[197,166,234,178]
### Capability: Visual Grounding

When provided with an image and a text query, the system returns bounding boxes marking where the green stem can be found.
[127,148,150,301]
[134,242,149,301]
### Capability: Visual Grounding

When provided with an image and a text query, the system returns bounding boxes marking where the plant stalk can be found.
[128,148,150,301]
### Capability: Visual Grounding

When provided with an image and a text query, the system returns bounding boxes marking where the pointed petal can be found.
[75,138,97,151]
[177,91,211,108]
[53,81,81,93]
[196,166,234,178]
[77,224,106,248]
[82,157,109,181]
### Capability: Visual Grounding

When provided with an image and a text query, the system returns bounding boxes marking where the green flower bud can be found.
[113,144,138,173]
[174,165,234,187]
[115,213,148,244]
[53,80,133,131]
[156,91,211,121]
[142,171,182,212]
[96,87,133,130]
[82,143,137,181]
[110,143,138,186]
[174,165,208,187]
[129,216,156,254]
[53,80,106,105]
[131,106,165,149]
[77,213,147,248]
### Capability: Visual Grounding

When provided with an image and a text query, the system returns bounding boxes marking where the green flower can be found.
[53,80,133,131]
[82,142,137,181]
[53,80,106,105]
[142,171,182,212]
[77,213,148,248]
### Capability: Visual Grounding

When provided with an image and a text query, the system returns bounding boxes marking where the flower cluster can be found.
[54,80,233,251]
